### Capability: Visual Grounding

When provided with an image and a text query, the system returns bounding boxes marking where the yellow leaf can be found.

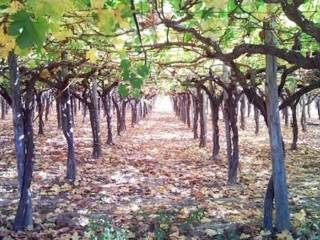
[177,208,189,219]
[86,48,99,64]
[200,217,211,223]
[253,12,268,21]
[205,229,218,237]
[111,37,125,49]
[91,0,104,9]
[8,1,24,14]
[240,233,251,239]
[129,203,139,212]
[34,217,42,224]
[276,230,293,240]
[71,231,80,240]
[260,230,271,236]
[204,0,228,9]
[0,27,16,58]
[15,46,29,56]
[97,9,114,34]
[112,4,130,29]
[79,216,90,226]
[40,69,51,79]
[160,223,169,229]
[293,209,306,226]
[51,184,60,193]
[52,30,73,41]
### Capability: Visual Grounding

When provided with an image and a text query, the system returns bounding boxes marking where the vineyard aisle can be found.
[1,101,320,239]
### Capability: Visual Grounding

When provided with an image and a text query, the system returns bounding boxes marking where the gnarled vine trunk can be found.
[102,92,113,145]
[300,97,306,132]
[36,91,44,135]
[9,52,34,231]
[290,102,299,150]
[60,52,76,181]
[223,86,239,184]
[240,95,246,130]
[192,95,199,139]
[197,87,207,147]
[89,78,102,158]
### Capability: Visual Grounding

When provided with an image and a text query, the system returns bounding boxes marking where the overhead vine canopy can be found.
[0,0,319,87]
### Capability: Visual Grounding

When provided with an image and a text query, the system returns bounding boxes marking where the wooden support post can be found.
[264,20,290,232]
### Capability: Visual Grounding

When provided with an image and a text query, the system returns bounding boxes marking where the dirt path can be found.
[0,110,320,239]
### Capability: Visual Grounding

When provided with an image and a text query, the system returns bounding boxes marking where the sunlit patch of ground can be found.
[0,105,319,239]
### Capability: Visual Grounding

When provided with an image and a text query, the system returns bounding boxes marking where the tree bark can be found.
[106,93,113,145]
[211,101,220,160]
[9,52,33,231]
[143,100,148,118]
[198,88,207,147]
[186,94,191,127]
[89,78,102,158]
[283,107,289,127]
[307,98,311,118]
[223,66,240,184]
[82,101,87,123]
[263,176,274,231]
[73,97,77,117]
[131,100,138,127]
[5,101,9,114]
[36,91,44,135]
[247,99,251,117]
[254,106,260,135]
[240,95,246,130]
[1,97,6,119]
[112,95,122,136]
[223,88,239,184]
[45,93,50,122]
[300,96,306,132]
[263,21,290,232]
[202,80,224,160]
[120,100,127,133]
[192,95,199,139]
[138,99,143,121]
[173,97,178,116]
[56,96,62,128]
[70,96,75,127]
[61,52,76,182]
[290,102,298,150]
[317,98,320,120]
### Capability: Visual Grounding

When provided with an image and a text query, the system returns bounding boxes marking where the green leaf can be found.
[170,0,181,11]
[97,9,114,34]
[120,59,131,70]
[137,64,149,78]
[200,8,214,20]
[122,69,130,81]
[184,33,193,43]
[0,0,9,7]
[74,0,91,8]
[227,0,237,11]
[255,0,265,10]
[132,88,141,98]
[130,77,143,89]
[222,28,235,42]
[8,10,48,48]
[136,1,150,15]
[118,84,129,97]
[26,0,74,19]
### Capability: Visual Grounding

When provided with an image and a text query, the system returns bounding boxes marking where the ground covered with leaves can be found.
[0,111,320,239]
